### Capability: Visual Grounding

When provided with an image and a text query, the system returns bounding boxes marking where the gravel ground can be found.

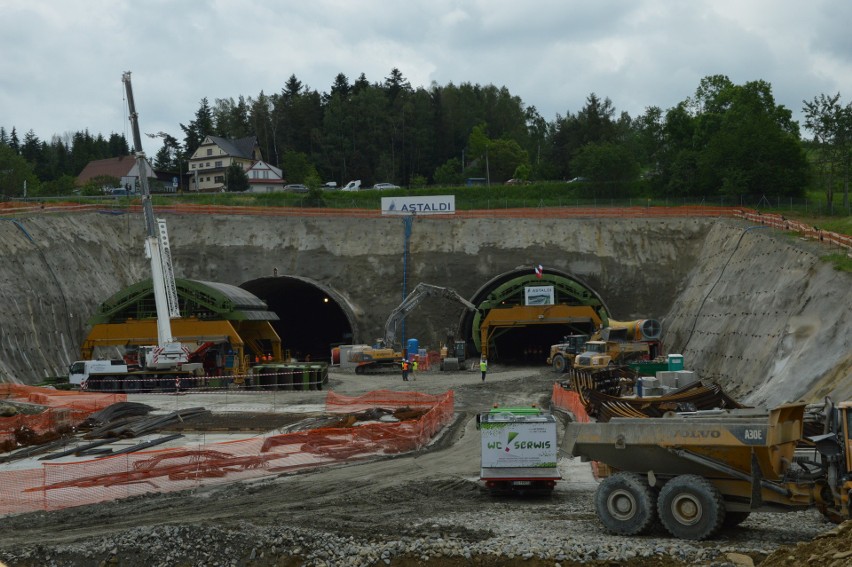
[0,367,841,567]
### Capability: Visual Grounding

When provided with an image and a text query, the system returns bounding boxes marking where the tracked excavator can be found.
[352,284,478,374]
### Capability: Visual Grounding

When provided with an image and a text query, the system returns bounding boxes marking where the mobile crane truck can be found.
[563,399,852,540]
[477,405,560,495]
[69,72,204,392]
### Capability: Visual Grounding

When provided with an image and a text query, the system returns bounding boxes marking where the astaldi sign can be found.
[524,286,554,306]
[381,195,455,215]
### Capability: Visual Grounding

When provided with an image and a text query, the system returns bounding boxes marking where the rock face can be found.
[0,211,848,406]
[662,222,852,406]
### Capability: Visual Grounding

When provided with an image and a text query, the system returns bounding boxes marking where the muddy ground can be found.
[0,366,847,567]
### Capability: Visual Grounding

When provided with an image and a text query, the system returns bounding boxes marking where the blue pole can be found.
[401,215,413,355]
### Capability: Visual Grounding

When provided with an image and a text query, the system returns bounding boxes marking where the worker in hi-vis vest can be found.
[480,357,488,382]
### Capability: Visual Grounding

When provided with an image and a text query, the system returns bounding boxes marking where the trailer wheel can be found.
[552,354,568,373]
[595,472,657,535]
[657,475,725,540]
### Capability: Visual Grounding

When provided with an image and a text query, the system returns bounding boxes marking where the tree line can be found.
[1,71,850,212]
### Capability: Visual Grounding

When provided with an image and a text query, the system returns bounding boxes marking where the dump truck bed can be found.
[563,403,806,482]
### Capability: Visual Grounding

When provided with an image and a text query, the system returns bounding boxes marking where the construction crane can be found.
[121,71,188,369]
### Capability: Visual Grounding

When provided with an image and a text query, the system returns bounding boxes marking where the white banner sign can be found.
[480,421,557,468]
[381,195,455,215]
[524,285,554,306]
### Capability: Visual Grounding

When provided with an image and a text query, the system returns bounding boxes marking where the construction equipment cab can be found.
[68,360,128,386]
[573,341,612,369]
[547,334,590,372]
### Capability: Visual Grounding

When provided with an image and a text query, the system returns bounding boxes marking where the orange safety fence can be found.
[736,210,852,250]
[0,385,126,447]
[550,383,590,423]
[551,383,603,480]
[0,389,454,516]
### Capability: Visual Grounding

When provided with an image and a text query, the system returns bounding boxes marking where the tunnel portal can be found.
[241,276,354,362]
[461,267,612,363]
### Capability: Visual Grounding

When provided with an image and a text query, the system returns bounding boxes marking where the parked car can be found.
[323,181,338,190]
[372,183,400,190]
[341,180,361,192]
[284,184,309,193]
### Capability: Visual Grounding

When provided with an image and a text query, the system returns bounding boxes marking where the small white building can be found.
[246,160,286,193]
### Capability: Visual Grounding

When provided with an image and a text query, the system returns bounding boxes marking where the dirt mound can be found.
[759,520,852,566]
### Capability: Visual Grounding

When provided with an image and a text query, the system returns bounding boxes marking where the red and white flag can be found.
[534,264,543,279]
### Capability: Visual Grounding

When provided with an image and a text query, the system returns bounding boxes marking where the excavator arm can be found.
[384,283,477,348]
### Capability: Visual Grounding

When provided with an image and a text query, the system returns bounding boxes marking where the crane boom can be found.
[121,71,186,366]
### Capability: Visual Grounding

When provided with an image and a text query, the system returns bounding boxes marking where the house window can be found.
[215,160,223,168]
[214,175,224,184]
[207,149,213,156]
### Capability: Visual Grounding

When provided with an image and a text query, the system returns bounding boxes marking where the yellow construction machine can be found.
[564,399,852,540]
[548,319,661,372]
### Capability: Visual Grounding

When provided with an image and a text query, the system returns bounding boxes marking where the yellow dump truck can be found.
[572,340,651,370]
[563,400,852,540]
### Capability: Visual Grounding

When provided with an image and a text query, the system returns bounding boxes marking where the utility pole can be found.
[401,214,414,356]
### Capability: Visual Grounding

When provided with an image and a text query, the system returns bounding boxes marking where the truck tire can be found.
[595,472,657,535]
[657,475,725,540]
[552,354,567,373]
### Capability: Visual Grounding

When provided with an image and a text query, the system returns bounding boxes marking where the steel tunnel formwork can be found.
[460,267,612,362]
[81,278,286,376]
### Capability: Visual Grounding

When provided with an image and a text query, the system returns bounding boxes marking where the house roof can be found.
[205,135,259,159]
[76,156,145,185]
[247,160,283,177]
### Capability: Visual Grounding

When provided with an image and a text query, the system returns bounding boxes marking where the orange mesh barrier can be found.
[0,385,126,449]
[736,210,852,250]
[550,383,590,423]
[0,389,454,516]
[551,383,602,480]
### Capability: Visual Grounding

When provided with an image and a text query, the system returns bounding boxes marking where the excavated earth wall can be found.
[0,211,848,406]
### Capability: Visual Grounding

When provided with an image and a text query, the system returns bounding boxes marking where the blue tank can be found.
[406,338,419,358]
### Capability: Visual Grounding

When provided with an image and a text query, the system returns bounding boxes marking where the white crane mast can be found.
[121,71,187,368]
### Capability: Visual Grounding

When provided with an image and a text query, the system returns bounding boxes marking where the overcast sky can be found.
[2,0,851,148]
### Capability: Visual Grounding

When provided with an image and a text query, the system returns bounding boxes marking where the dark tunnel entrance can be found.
[488,323,599,365]
[241,277,354,363]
